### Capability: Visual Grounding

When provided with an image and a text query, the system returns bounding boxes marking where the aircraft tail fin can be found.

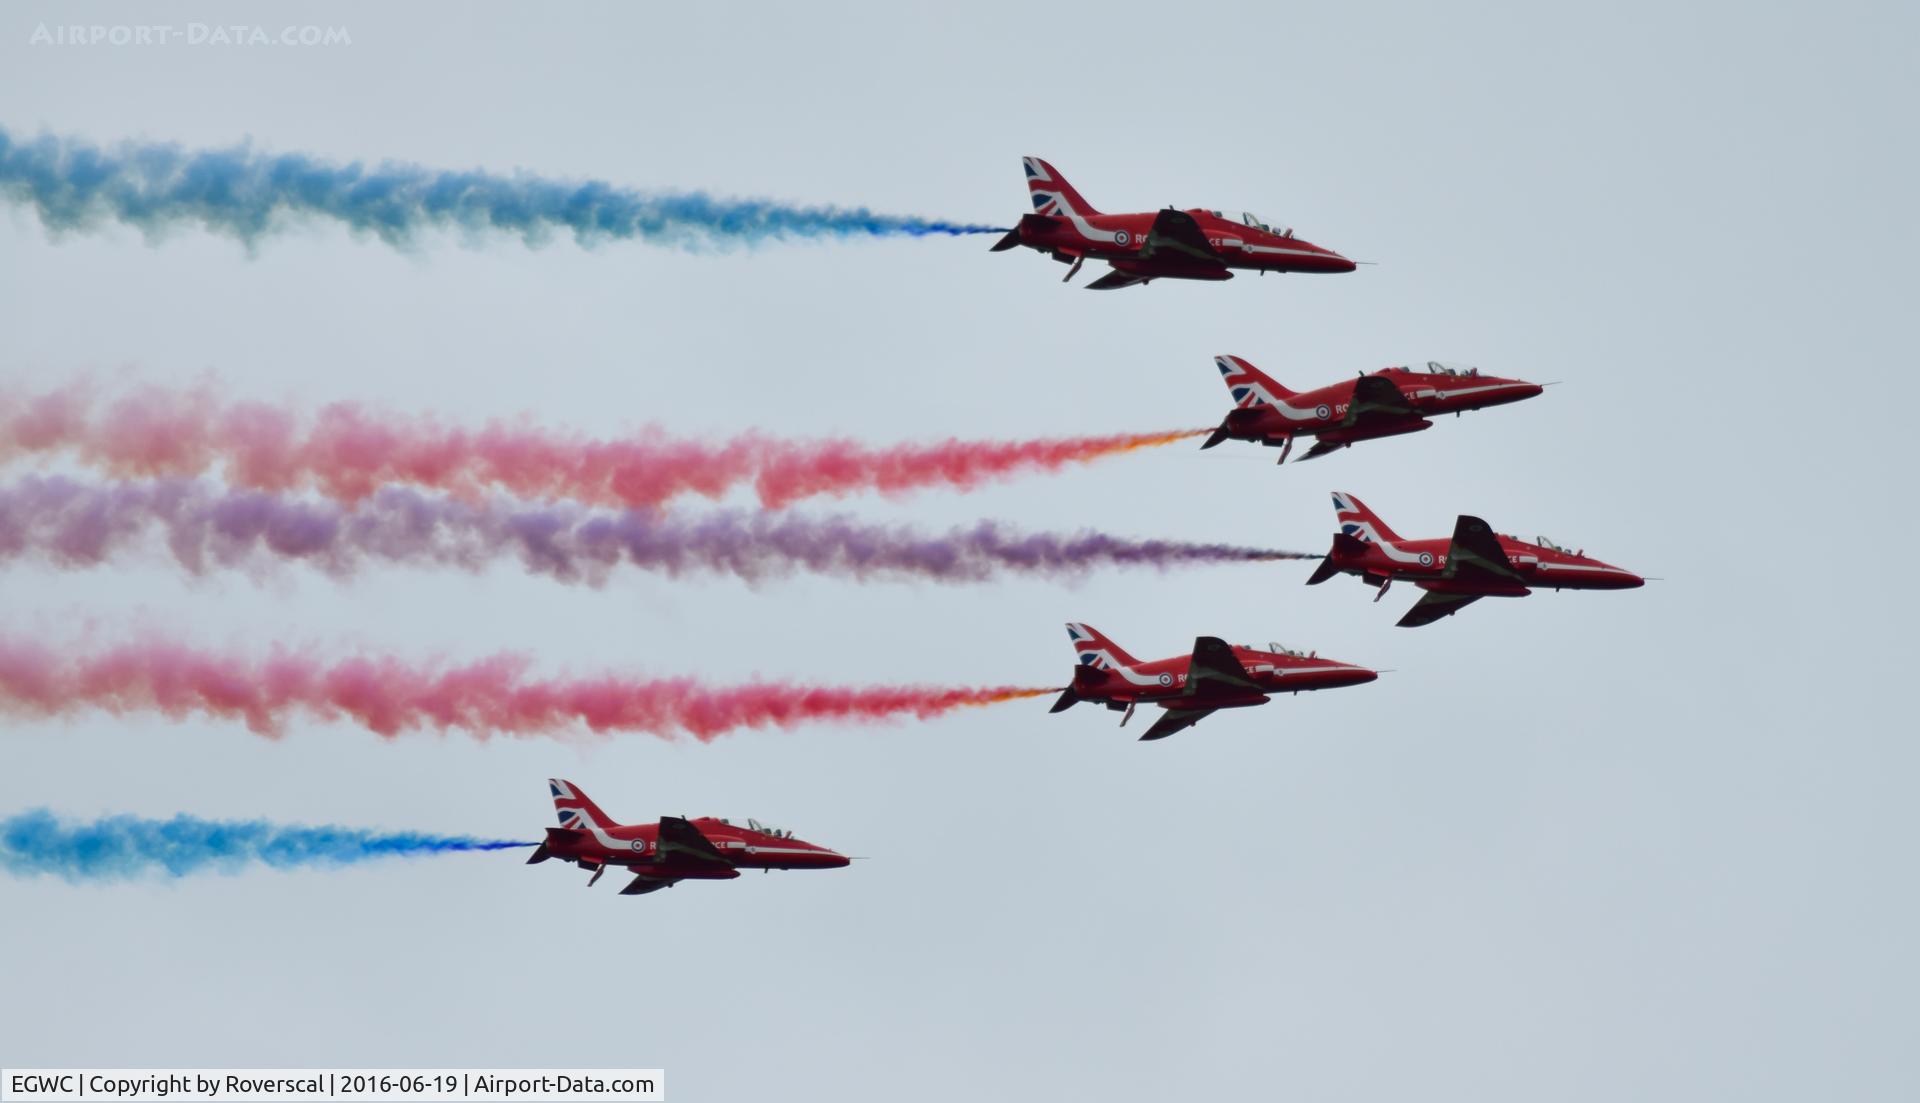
[1215,355,1295,407]
[1024,157,1102,218]
[548,778,616,832]
[1066,622,1140,671]
[1331,491,1404,544]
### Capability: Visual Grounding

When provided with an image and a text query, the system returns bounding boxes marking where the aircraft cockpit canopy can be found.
[1207,210,1295,238]
[1259,642,1316,659]
[746,817,793,839]
[1426,361,1481,377]
[1534,536,1573,554]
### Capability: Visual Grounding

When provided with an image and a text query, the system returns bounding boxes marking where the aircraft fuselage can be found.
[1330,534,1644,594]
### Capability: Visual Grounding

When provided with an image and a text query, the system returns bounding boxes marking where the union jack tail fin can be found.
[1215,355,1295,407]
[1331,492,1404,544]
[548,778,615,831]
[1024,157,1102,218]
[1066,622,1139,670]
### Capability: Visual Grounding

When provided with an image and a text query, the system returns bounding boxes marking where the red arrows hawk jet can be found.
[527,779,850,896]
[1048,623,1377,741]
[990,157,1356,290]
[1310,493,1645,627]
[1202,355,1545,463]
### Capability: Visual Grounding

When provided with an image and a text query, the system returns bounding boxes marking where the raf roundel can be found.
[1419,551,1435,566]
[630,839,648,853]
[1158,672,1174,686]
[1316,403,1332,419]
[1114,229,1131,246]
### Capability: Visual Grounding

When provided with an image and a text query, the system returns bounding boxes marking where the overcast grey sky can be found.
[2,2,1915,1100]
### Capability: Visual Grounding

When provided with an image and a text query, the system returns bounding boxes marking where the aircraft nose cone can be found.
[1320,663,1378,688]
[1330,254,1358,273]
[1516,382,1546,400]
[820,849,852,869]
[1584,562,1645,588]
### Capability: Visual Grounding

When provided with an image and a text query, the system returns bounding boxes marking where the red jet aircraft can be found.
[1202,355,1545,463]
[527,779,850,896]
[990,157,1357,290]
[1049,623,1377,741]
[1308,493,1645,627]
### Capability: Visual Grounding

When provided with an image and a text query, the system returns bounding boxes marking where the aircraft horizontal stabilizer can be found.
[1305,556,1341,586]
[992,213,1058,252]
[525,843,552,865]
[620,875,675,896]
[1049,687,1080,713]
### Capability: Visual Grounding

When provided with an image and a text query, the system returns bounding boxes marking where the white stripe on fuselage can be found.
[1037,191,1121,246]
[1249,379,1522,420]
[1339,520,1432,566]
[567,811,815,861]
[1224,375,1327,420]
[1533,562,1634,576]
[1078,649,1172,687]
[565,814,641,855]
[1240,243,1337,260]
[1267,394,1337,421]
[1428,383,1528,400]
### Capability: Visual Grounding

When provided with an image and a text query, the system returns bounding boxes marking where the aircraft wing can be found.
[619,872,680,896]
[655,816,735,868]
[1397,591,1484,628]
[1138,705,1217,741]
[1444,515,1526,585]
[1342,375,1418,426]
[1295,438,1348,463]
[1085,269,1151,291]
[1134,638,1265,739]
[1186,636,1262,698]
[1143,208,1223,264]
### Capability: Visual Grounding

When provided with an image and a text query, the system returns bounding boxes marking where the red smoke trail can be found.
[0,382,1203,510]
[0,637,1052,741]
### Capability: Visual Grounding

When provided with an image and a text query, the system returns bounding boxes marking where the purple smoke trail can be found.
[0,476,1316,585]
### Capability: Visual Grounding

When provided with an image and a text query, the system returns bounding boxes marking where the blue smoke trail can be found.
[0,126,1007,250]
[2,809,532,882]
